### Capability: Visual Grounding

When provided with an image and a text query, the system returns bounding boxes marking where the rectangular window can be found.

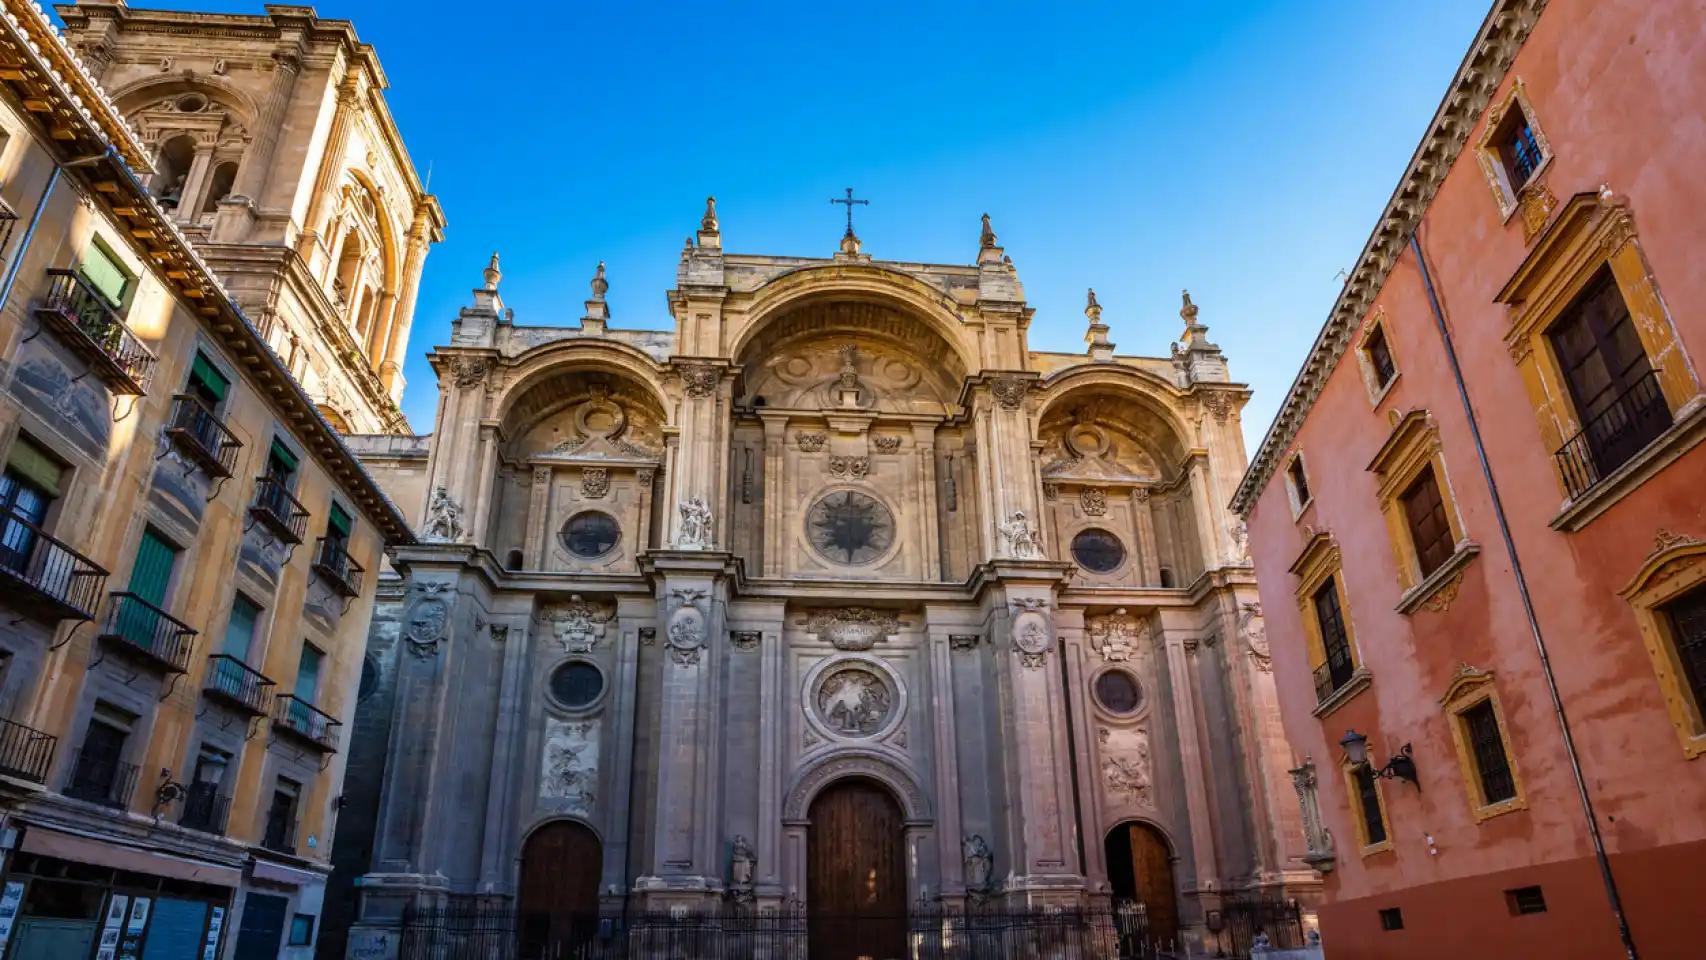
[1400,466,1454,578]
[1353,764,1388,846]
[1378,907,1404,931]
[267,438,299,483]
[327,502,352,541]
[118,529,179,647]
[1365,325,1397,388]
[1462,698,1517,804]
[77,239,130,308]
[223,594,260,660]
[1496,106,1544,189]
[0,435,63,575]
[67,704,133,805]
[295,643,324,703]
[1664,585,1706,722]
[288,914,316,946]
[186,351,230,408]
[1505,886,1547,916]
[1287,457,1312,508]
[1313,579,1355,694]
[263,777,300,852]
[1547,268,1672,482]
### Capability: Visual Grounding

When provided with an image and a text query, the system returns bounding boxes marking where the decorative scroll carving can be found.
[999,511,1045,559]
[1420,572,1465,613]
[1238,602,1271,672]
[1517,182,1558,245]
[447,356,488,387]
[1201,391,1233,423]
[730,630,761,651]
[872,435,902,453]
[422,486,464,542]
[581,468,609,499]
[1080,487,1107,516]
[678,363,721,398]
[828,455,870,479]
[1042,482,1059,501]
[990,377,1028,410]
[540,595,614,653]
[676,497,713,549]
[1086,608,1142,663]
[948,634,981,651]
[797,433,827,452]
[805,608,900,651]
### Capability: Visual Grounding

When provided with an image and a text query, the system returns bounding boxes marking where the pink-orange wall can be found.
[1245,0,1706,956]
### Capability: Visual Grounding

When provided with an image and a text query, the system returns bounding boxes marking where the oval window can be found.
[1071,529,1126,573]
[1095,670,1143,715]
[561,511,620,558]
[548,661,604,709]
[805,490,896,566]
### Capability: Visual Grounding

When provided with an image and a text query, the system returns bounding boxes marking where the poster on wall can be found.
[200,906,225,960]
[118,896,151,960]
[0,880,25,955]
[96,894,130,960]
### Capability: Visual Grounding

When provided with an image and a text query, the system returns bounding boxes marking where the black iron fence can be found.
[63,747,139,809]
[1210,896,1307,958]
[272,694,341,752]
[0,715,56,784]
[395,900,1170,960]
[312,536,363,597]
[97,591,197,673]
[204,654,273,716]
[0,506,107,622]
[1553,369,1672,499]
[166,394,242,477]
[36,269,156,394]
[178,780,231,834]
[251,474,308,544]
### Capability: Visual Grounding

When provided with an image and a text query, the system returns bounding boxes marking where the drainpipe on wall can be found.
[0,166,61,311]
[1408,227,1639,960]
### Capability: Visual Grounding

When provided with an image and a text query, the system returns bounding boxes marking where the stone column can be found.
[1160,621,1219,892]
[476,614,527,889]
[379,209,433,397]
[298,70,365,267]
[913,423,942,581]
[229,47,301,208]
[176,142,216,224]
[751,608,787,901]
[467,423,502,546]
[524,467,551,568]
[604,596,653,897]
[1131,489,1163,586]
[759,413,788,577]
[925,619,966,899]
[662,362,728,547]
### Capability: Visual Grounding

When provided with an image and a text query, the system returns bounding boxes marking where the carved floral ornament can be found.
[827,455,870,479]
[581,468,609,499]
[443,355,489,387]
[990,376,1029,410]
[539,595,615,654]
[803,607,903,651]
[1080,487,1107,516]
[677,363,722,398]
[1086,608,1145,663]
[403,581,453,658]
[796,432,827,452]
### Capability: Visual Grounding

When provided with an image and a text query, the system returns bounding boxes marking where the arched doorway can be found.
[517,820,601,960]
[1105,821,1179,952]
[807,778,906,960]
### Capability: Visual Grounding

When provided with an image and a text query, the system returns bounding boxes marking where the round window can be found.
[1095,670,1143,715]
[548,661,604,709]
[1071,529,1126,573]
[561,511,620,558]
[176,93,208,113]
[805,490,896,565]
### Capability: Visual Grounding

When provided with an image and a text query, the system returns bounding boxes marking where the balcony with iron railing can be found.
[95,592,197,674]
[250,475,309,545]
[271,694,341,753]
[0,507,107,623]
[63,748,139,810]
[1554,370,1674,500]
[178,780,232,834]
[262,806,298,855]
[0,716,57,785]
[33,269,156,395]
[203,654,274,717]
[1313,659,1359,705]
[311,537,363,598]
[165,395,242,478]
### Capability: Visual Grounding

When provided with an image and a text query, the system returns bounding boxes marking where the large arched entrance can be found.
[517,820,601,960]
[807,778,907,960]
[1105,821,1179,952]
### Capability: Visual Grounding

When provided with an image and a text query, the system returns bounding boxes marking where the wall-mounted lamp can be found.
[1340,729,1419,788]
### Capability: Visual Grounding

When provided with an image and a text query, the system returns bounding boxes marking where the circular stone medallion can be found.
[813,663,895,737]
[805,490,895,566]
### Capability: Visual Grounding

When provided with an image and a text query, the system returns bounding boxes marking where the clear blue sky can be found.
[60,1,1491,447]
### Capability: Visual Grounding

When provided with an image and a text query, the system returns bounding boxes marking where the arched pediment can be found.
[1035,379,1193,484]
[111,75,259,133]
[782,749,931,823]
[499,340,670,422]
[498,355,670,462]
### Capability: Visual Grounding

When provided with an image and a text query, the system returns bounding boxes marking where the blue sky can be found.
[62,1,1491,447]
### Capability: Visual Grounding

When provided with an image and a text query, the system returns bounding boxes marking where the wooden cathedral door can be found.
[807,779,907,960]
[517,820,602,960]
[1106,821,1179,950]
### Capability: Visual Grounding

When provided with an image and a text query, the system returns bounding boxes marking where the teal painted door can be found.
[120,529,177,648]
[9,917,97,960]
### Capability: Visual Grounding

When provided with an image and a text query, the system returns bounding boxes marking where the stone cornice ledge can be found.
[1395,541,1480,615]
[1230,0,1547,517]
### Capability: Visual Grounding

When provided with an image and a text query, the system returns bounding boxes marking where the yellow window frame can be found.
[1354,306,1400,407]
[1618,532,1706,759]
[1366,411,1479,614]
[1340,757,1393,858]
[1441,666,1528,822]
[1290,533,1370,716]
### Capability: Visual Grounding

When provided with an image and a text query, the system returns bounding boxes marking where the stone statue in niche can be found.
[423,486,464,542]
[542,595,614,653]
[1238,601,1271,672]
[962,835,995,897]
[404,581,452,658]
[728,836,756,901]
[999,511,1045,559]
[1228,521,1251,564]
[814,665,894,736]
[1086,608,1143,663]
[676,497,713,549]
[805,607,901,651]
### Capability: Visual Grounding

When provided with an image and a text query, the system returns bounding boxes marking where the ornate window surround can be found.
[1340,756,1393,858]
[1495,194,1705,531]
[1290,533,1371,717]
[1440,666,1528,823]
[1618,531,1706,759]
[1367,411,1480,614]
[1354,306,1401,407]
[1475,79,1553,221]
[1283,451,1313,520]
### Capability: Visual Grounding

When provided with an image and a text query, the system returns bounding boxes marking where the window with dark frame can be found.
[1662,584,1706,725]
[1353,764,1387,846]
[1378,907,1404,931]
[1462,698,1517,804]
[1505,886,1547,916]
[0,435,63,577]
[1400,466,1454,578]
[1288,457,1312,507]
[1365,324,1397,388]
[289,913,317,946]
[1547,268,1672,486]
[1494,103,1545,189]
[1313,579,1355,695]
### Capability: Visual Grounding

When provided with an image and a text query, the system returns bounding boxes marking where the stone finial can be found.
[977,212,1005,265]
[583,261,610,330]
[980,213,997,249]
[838,228,863,257]
[590,261,608,300]
[1085,287,1113,359]
[1179,288,1210,344]
[482,252,501,291]
[701,196,719,232]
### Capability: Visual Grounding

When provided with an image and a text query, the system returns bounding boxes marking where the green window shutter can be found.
[224,595,260,659]
[5,435,64,497]
[130,529,177,608]
[78,241,130,307]
[328,502,352,538]
[268,439,299,477]
[188,352,230,403]
[295,644,323,701]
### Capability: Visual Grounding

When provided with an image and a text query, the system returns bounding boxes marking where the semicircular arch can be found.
[1035,365,1193,440]
[497,340,671,427]
[783,749,931,822]
[110,74,260,132]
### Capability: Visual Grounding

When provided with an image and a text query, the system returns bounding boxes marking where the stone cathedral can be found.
[335,204,1317,957]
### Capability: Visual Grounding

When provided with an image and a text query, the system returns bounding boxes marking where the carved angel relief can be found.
[1099,726,1154,806]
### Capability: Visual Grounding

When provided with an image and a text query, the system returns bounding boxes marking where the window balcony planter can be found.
[178,781,231,834]
[311,537,363,599]
[271,694,341,753]
[261,809,298,855]
[164,394,241,479]
[0,507,107,623]
[249,475,308,545]
[33,269,156,395]
[63,748,139,810]
[95,592,196,674]
[203,654,274,717]
[0,715,57,785]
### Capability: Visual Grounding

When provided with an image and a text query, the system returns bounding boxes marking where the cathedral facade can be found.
[337,207,1315,957]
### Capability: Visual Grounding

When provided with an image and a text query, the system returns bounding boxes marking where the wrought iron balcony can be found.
[203,654,274,716]
[63,748,139,810]
[178,781,231,834]
[311,537,363,598]
[0,507,107,623]
[96,592,196,674]
[34,269,156,395]
[250,475,308,545]
[1313,660,1358,704]
[271,694,341,753]
[1554,370,1673,500]
[261,807,298,855]
[0,716,57,785]
[165,394,242,478]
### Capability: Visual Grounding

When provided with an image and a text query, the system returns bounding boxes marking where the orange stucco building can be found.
[1233,0,1706,957]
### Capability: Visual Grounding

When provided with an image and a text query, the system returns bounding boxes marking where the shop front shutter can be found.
[141,898,208,960]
